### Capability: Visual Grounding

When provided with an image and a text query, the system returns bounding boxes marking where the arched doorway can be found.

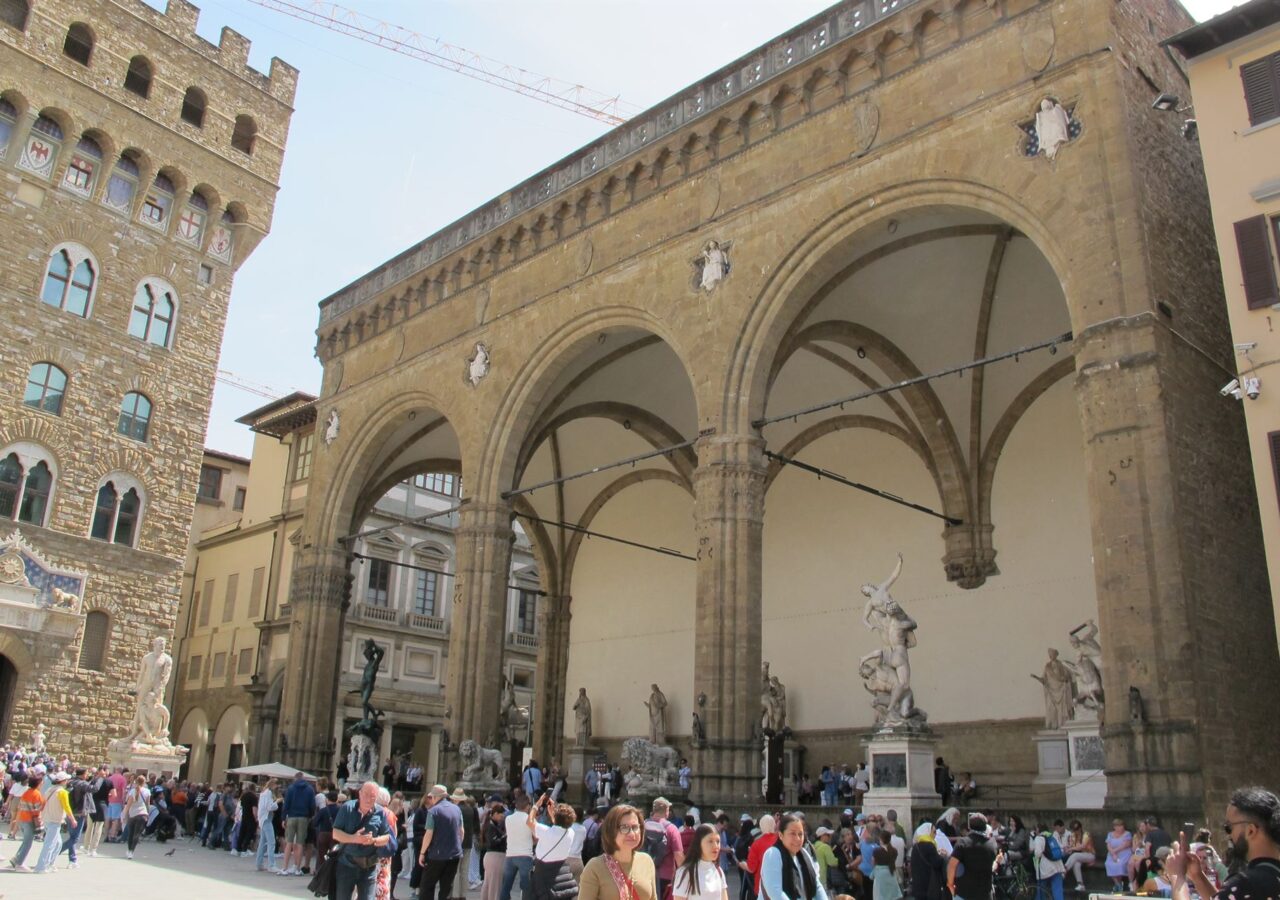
[0,656,17,744]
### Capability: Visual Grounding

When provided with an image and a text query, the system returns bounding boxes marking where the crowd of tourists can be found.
[3,736,1276,900]
[304,781,1280,900]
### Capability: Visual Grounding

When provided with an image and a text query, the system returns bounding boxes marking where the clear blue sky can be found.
[187,0,1238,456]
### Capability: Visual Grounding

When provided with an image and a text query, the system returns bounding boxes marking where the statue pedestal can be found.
[108,740,188,778]
[782,739,804,807]
[860,730,938,826]
[763,733,784,804]
[566,744,603,805]
[1032,730,1070,784]
[345,734,379,790]
[1064,718,1107,808]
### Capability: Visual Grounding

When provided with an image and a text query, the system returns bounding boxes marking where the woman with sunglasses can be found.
[579,804,656,900]
[760,814,828,900]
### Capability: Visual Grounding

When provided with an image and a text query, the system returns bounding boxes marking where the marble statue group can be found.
[1032,619,1106,729]
[858,554,928,729]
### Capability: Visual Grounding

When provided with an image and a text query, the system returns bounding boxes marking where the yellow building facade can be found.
[1169,0,1280,651]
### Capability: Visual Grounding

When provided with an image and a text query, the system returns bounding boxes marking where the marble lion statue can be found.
[459,739,504,783]
[621,737,679,783]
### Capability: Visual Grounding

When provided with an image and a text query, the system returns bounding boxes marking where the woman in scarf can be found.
[579,804,656,900]
[760,814,829,900]
[908,823,946,900]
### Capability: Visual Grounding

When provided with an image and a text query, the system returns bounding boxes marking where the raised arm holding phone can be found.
[1167,788,1280,900]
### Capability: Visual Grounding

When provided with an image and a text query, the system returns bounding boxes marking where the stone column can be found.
[445,500,514,775]
[277,545,352,773]
[1072,314,1280,816]
[244,675,268,764]
[532,594,572,764]
[691,433,766,803]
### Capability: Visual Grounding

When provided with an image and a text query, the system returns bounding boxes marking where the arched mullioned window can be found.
[181,87,205,127]
[231,115,256,155]
[63,23,93,65]
[23,363,68,415]
[117,392,152,442]
[40,244,96,317]
[0,444,56,527]
[103,153,140,213]
[128,281,176,347]
[124,56,152,98]
[63,135,103,196]
[90,475,143,546]
[18,115,62,180]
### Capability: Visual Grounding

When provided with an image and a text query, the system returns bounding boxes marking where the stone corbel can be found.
[941,521,997,589]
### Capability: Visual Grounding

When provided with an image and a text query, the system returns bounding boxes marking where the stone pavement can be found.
[0,833,445,900]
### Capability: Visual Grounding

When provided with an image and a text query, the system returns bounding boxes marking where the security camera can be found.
[1245,376,1261,400]
[1221,378,1240,397]
[1235,342,1258,353]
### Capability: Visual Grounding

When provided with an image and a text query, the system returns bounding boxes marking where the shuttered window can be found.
[78,610,109,671]
[199,578,214,626]
[1242,52,1280,127]
[1235,215,1278,308]
[222,573,238,623]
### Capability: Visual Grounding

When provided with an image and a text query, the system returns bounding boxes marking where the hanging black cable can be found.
[765,450,962,525]
[502,439,697,499]
[516,513,695,561]
[350,551,547,596]
[753,331,1072,428]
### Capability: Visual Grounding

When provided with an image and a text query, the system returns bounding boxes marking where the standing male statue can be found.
[1031,648,1075,730]
[129,636,174,744]
[357,638,385,725]
[644,684,668,745]
[572,688,592,747]
[861,554,921,723]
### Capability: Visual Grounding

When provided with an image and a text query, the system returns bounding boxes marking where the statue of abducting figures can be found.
[859,554,928,729]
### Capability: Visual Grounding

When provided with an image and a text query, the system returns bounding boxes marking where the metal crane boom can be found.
[246,0,635,125]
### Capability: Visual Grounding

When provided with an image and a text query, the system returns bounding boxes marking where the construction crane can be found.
[246,0,638,125]
[216,368,288,400]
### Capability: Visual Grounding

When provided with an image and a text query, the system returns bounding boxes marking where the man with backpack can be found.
[1033,821,1067,900]
[645,797,684,900]
[948,814,997,900]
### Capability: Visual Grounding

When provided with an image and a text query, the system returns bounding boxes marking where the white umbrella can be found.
[224,761,318,781]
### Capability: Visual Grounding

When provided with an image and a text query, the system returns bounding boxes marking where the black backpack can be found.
[643,819,670,868]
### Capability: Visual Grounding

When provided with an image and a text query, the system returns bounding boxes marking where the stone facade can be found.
[278,0,1277,819]
[0,0,293,760]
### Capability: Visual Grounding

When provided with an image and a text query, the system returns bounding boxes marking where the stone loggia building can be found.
[282,0,1280,817]
[0,0,294,760]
